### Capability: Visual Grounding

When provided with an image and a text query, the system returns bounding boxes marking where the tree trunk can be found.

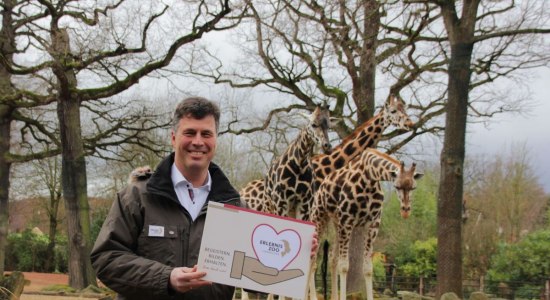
[52,26,96,289]
[346,0,379,293]
[44,212,59,272]
[0,0,15,277]
[436,40,473,299]
[436,1,480,297]
[57,95,96,288]
[0,111,11,277]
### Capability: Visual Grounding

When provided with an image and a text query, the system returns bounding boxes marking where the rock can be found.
[399,291,423,300]
[469,291,488,300]
[440,292,461,300]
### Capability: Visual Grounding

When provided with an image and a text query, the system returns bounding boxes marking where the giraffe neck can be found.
[352,148,400,181]
[270,127,315,170]
[312,110,389,176]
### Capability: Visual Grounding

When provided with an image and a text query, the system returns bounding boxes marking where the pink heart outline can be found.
[251,223,302,271]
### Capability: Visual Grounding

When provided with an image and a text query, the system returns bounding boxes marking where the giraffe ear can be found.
[298,110,313,120]
[328,117,340,127]
[414,172,424,180]
[385,94,396,106]
[390,170,399,179]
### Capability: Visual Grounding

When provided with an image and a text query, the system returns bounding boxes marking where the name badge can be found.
[148,225,165,237]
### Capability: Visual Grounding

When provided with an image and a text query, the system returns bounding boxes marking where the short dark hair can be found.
[172,97,220,132]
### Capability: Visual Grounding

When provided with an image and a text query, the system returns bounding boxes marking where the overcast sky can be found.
[467,68,550,193]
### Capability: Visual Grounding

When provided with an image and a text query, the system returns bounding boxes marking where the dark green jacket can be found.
[91,153,243,300]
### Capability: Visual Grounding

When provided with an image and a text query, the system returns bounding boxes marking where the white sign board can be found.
[197,202,315,299]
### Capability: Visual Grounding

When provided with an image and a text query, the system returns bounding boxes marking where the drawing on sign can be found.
[230,251,303,285]
[251,224,302,271]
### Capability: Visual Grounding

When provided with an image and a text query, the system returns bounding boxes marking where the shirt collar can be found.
[170,163,212,191]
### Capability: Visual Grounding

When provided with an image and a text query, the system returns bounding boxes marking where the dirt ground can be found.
[4,272,105,299]
[20,272,69,293]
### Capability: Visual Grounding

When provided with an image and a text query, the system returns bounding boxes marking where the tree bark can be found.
[53,27,96,288]
[436,1,480,298]
[0,111,11,277]
[57,95,96,288]
[346,1,379,293]
[44,208,59,272]
[0,0,15,276]
[436,29,474,300]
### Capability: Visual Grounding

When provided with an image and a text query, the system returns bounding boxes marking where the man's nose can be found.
[191,134,204,144]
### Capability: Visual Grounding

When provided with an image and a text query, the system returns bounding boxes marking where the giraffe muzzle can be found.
[401,207,411,219]
[322,143,332,154]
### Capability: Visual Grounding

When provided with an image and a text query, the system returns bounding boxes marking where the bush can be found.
[398,237,437,278]
[91,205,110,244]
[5,229,68,273]
[487,229,550,283]
[486,229,550,298]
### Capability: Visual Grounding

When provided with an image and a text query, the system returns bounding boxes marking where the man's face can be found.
[171,114,217,177]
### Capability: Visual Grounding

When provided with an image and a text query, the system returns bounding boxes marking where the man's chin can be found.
[186,161,208,171]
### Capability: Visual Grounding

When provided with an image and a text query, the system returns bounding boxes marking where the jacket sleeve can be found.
[90,184,173,298]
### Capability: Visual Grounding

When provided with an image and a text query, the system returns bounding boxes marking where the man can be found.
[91,96,318,299]
[91,97,245,299]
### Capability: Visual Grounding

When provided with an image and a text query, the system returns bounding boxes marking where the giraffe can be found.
[238,105,332,300]
[241,105,332,217]
[265,105,333,220]
[239,178,274,214]
[241,94,413,222]
[293,94,413,223]
[307,148,424,300]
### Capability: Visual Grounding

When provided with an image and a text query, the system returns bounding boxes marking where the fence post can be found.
[545,279,549,300]
[480,275,484,293]
[419,276,424,296]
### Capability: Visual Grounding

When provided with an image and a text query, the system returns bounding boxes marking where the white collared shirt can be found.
[171,164,212,221]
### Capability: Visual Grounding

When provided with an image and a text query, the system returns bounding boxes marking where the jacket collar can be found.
[147,153,240,204]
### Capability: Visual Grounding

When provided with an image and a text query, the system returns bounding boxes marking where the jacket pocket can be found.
[137,224,179,266]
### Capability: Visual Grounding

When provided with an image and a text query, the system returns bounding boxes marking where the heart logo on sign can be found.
[251,224,302,271]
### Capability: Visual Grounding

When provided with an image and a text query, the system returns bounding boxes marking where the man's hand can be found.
[169,265,212,293]
[311,231,319,258]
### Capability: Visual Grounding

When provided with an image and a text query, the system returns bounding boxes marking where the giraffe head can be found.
[390,162,424,219]
[306,105,332,154]
[383,94,415,130]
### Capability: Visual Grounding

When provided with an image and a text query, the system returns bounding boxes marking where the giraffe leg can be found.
[329,239,338,300]
[307,203,327,300]
[241,289,249,300]
[365,255,374,300]
[337,227,352,300]
[363,223,380,300]
[307,255,318,300]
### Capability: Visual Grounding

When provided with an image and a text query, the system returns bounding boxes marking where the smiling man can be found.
[91,97,245,300]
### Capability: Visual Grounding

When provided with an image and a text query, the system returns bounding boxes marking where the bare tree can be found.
[463,144,547,283]
[188,0,550,296]
[409,0,550,297]
[0,0,58,277]
[1,0,237,288]
[188,1,447,292]
[9,151,64,273]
